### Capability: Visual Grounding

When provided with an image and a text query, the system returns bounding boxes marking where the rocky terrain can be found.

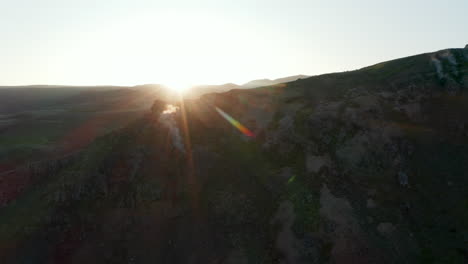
[0,47,467,263]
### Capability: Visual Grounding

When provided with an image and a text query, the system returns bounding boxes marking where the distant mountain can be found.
[184,75,310,98]
[0,75,310,106]
[187,83,241,98]
[242,74,309,88]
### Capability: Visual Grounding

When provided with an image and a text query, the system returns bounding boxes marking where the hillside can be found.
[0,47,467,263]
[242,75,309,88]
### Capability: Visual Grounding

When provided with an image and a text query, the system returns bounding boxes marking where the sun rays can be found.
[163,81,191,95]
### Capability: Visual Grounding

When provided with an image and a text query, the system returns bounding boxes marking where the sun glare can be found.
[164,81,191,94]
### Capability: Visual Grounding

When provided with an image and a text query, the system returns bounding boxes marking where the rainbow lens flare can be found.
[215,107,254,137]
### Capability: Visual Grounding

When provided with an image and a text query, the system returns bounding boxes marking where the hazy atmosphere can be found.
[1,1,467,263]
[1,0,467,86]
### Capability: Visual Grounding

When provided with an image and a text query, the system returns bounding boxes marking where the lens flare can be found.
[215,107,254,137]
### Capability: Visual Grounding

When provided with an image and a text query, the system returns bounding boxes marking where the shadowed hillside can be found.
[0,47,467,263]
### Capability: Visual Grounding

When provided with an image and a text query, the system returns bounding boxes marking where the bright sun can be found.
[164,81,191,94]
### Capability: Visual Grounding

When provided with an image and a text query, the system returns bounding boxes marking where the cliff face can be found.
[1,48,467,263]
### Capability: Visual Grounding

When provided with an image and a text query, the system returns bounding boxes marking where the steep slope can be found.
[0,47,467,263]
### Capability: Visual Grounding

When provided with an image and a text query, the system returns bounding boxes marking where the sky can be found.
[1,0,467,87]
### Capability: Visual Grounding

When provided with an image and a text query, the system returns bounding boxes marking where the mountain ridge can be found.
[242,74,309,88]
